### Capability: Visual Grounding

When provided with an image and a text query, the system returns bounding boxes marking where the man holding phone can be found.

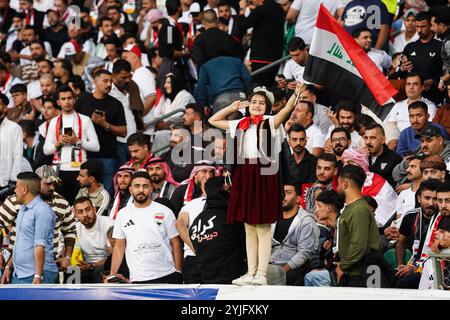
[76,70,127,197]
[43,86,100,205]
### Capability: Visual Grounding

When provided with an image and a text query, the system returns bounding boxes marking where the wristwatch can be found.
[105,123,111,131]
[34,274,43,279]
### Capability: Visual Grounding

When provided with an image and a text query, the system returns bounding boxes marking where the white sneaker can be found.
[232,273,254,286]
[252,274,267,285]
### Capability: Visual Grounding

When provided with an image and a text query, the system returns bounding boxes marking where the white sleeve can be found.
[165,210,179,239]
[43,119,57,156]
[11,125,23,182]
[290,0,302,11]
[427,102,437,121]
[96,190,111,217]
[136,70,156,98]
[382,51,392,70]
[312,131,325,148]
[82,117,100,152]
[228,119,241,139]
[112,214,126,239]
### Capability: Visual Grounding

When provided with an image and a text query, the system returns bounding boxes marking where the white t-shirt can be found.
[305,123,325,153]
[110,84,137,143]
[385,97,436,132]
[132,66,156,104]
[76,216,114,264]
[395,187,416,218]
[113,202,179,282]
[290,0,336,45]
[391,32,419,55]
[283,59,309,83]
[228,115,285,159]
[179,197,206,258]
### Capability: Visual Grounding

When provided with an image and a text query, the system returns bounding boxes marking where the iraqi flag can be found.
[304,4,397,121]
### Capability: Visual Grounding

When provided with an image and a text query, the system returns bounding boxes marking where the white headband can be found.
[253,86,274,105]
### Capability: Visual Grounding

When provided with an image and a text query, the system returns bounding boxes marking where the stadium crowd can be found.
[0,0,448,290]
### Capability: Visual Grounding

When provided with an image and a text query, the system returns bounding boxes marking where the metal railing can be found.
[430,253,450,290]
[249,55,290,78]
[144,108,186,129]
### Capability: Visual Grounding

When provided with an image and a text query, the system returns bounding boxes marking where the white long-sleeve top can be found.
[0,117,23,187]
[43,112,100,171]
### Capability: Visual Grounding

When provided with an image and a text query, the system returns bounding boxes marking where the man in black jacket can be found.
[364,123,402,188]
[191,9,242,68]
[189,176,246,284]
[157,0,189,91]
[240,0,284,87]
[281,123,317,187]
[0,0,17,36]
[399,12,444,105]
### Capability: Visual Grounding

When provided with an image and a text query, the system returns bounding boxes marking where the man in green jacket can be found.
[336,164,380,287]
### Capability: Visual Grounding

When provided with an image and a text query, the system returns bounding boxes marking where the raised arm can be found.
[273,84,303,129]
[208,101,243,130]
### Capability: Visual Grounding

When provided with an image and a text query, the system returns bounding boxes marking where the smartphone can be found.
[64,127,73,136]
[94,109,105,117]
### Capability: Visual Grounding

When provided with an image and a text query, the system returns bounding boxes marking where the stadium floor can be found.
[0,284,448,300]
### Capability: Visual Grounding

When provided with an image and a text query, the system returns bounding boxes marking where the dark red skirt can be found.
[227,162,283,224]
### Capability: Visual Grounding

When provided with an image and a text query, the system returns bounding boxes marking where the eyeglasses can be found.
[331,137,347,143]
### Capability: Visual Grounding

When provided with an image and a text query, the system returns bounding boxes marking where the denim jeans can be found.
[304,269,332,287]
[12,270,59,284]
[95,158,118,197]
[116,142,130,167]
[212,91,246,115]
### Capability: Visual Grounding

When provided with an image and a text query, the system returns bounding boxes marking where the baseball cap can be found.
[414,125,443,139]
[123,44,142,59]
[145,9,164,23]
[35,165,60,184]
[190,2,201,14]
[404,8,419,19]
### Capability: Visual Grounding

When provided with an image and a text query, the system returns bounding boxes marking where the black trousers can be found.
[132,271,183,284]
[56,170,80,205]
[182,256,203,284]
[395,272,421,289]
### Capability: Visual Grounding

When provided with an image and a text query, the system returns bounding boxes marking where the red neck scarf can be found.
[238,115,264,131]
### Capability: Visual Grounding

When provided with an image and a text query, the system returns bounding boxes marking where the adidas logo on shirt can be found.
[124,219,135,228]
[411,51,416,56]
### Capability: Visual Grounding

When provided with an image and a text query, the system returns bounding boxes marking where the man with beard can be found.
[76,70,127,196]
[352,27,391,72]
[420,155,447,182]
[170,162,216,216]
[126,133,153,170]
[325,127,351,167]
[42,9,69,58]
[395,179,440,289]
[110,59,145,166]
[399,12,444,105]
[53,60,73,88]
[76,160,111,217]
[269,183,320,285]
[281,124,317,187]
[11,25,51,67]
[0,63,23,108]
[73,197,114,283]
[0,165,76,275]
[364,123,402,188]
[106,171,183,284]
[335,165,380,287]
[217,0,245,41]
[146,158,179,200]
[394,114,449,181]
[95,17,119,60]
[161,124,198,183]
[300,153,338,214]
[325,101,364,150]
[109,165,134,220]
[21,41,53,83]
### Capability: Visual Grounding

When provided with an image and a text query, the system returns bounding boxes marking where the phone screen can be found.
[64,127,73,135]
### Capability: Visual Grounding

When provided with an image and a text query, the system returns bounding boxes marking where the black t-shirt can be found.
[76,93,126,159]
[274,214,296,243]
[42,26,69,58]
[169,183,203,217]
[399,210,433,260]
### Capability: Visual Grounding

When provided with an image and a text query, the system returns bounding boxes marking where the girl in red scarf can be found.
[209,85,302,285]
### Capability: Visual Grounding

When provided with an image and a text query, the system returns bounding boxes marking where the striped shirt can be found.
[75,185,111,216]
[0,192,76,259]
